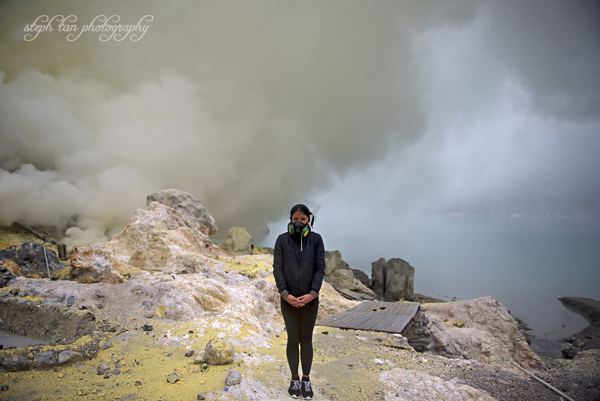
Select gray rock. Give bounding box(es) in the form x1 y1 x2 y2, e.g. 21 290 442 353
562 344 578 359
323 250 376 300
97 364 110 375
352 268 371 287
193 352 206 364
205 339 235 365
218 227 252 255
324 250 343 275
371 257 415 301
100 341 113 350
2 356 30 372
0 242 65 278
35 351 58 367
66 295 75 307
325 268 376 300
223 370 242 386
147 189 218 237
167 372 179 384
111 369 121 375
58 350 83 364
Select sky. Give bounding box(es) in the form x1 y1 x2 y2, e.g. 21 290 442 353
0 0 599 249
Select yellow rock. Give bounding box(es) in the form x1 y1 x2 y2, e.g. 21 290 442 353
205 338 235 365
1 259 22 275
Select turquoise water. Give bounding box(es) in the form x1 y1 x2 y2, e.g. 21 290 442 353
261 215 600 358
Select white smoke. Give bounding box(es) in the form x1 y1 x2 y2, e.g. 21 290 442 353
0 0 599 246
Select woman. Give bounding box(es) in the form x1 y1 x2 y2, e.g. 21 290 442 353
273 204 325 399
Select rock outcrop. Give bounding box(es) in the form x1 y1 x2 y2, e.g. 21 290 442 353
147 189 218 237
0 242 65 279
70 191 233 283
218 227 253 255
323 250 376 300
371 257 415 301
425 296 543 371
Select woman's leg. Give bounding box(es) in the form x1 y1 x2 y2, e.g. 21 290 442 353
280 298 301 378
299 297 319 376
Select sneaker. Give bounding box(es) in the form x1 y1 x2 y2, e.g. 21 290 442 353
288 380 301 398
301 380 313 399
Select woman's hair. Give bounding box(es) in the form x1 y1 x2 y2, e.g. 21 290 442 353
290 204 314 225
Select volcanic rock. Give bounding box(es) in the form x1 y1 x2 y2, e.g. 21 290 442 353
426 296 543 371
0 242 65 278
371 257 415 301
224 370 242 385
325 269 376 300
323 250 375 300
218 227 252 255
205 339 235 365
70 192 233 283
147 189 218 237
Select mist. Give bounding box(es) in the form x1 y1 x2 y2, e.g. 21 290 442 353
0 0 599 248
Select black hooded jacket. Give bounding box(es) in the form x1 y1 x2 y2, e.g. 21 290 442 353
273 230 325 299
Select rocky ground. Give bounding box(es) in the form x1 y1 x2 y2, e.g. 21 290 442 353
1 191 598 401
1 256 596 401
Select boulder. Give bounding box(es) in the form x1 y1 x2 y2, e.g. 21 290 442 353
324 269 376 301
371 258 414 301
70 260 125 285
2 357 30 372
205 339 235 365
34 351 58 367
224 370 242 386
57 350 83 364
147 189 218 237
0 242 65 278
425 296 543 371
352 269 371 288
323 250 375 300
70 194 234 283
324 250 343 275
218 227 252 255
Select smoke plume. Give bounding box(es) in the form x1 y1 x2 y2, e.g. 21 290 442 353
1 0 599 246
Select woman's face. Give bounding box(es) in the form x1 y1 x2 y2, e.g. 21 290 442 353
291 210 309 224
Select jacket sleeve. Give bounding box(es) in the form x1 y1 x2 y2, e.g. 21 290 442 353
310 234 326 297
272 236 289 299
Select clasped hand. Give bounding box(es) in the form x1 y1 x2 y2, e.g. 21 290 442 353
285 294 314 308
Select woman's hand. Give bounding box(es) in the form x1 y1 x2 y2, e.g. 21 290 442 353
285 294 310 308
285 295 302 308
296 294 314 305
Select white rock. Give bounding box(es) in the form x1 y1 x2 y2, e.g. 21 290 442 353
58 350 83 365
426 296 543 371
70 196 233 283
379 368 495 400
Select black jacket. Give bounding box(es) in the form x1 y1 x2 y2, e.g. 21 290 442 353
272 231 325 299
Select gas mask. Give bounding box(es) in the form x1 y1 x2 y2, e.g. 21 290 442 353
288 220 310 238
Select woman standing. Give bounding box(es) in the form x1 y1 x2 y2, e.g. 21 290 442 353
273 204 325 399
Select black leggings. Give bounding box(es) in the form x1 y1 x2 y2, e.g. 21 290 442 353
280 297 320 377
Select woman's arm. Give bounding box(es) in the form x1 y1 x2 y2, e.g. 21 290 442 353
272 235 289 299
309 234 326 298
